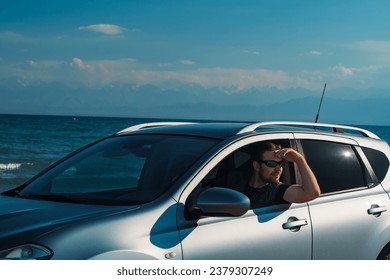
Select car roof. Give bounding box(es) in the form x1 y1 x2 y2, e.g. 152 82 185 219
116 121 382 141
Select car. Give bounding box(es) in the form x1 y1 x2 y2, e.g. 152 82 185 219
1 121 390 260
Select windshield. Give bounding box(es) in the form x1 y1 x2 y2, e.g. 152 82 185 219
18 135 217 205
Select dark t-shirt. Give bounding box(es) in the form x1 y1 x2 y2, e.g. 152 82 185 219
244 182 290 208
218 169 290 208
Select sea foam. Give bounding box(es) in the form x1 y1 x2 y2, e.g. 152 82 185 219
0 163 22 171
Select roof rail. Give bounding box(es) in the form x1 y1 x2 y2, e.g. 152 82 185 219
116 122 195 134
237 121 381 139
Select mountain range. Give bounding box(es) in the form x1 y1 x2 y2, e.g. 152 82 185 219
1 79 389 125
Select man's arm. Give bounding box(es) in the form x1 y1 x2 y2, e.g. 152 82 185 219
275 148 321 203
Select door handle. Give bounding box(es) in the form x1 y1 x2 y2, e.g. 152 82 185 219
282 217 308 232
367 204 387 217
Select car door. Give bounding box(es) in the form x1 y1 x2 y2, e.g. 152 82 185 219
176 134 312 259
177 203 311 259
296 135 390 259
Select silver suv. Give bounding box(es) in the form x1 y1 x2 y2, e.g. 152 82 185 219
1 121 390 260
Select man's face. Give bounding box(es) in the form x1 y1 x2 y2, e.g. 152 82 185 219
258 150 283 184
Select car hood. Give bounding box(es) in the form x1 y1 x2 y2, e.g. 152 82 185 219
0 195 139 243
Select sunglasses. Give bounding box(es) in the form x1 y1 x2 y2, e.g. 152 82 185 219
259 160 283 168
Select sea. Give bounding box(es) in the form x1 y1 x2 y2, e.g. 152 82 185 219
1 113 390 193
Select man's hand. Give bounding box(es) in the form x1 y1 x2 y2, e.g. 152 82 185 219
274 148 303 163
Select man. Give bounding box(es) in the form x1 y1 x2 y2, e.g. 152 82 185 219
246 142 320 208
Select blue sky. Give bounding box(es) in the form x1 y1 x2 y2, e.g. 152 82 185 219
1 1 390 123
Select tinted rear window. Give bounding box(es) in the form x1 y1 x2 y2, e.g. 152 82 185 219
362 146 389 182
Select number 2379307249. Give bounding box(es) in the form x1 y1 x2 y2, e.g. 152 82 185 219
209 266 273 276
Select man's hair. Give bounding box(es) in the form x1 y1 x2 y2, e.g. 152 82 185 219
251 141 282 162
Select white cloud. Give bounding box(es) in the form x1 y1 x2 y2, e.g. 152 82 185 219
6 58 308 90
331 64 354 76
72 57 86 69
0 31 30 43
243 50 261 56
354 40 390 53
349 40 390 65
82 63 305 90
8 57 390 91
309 50 321 56
178 60 196 65
27 60 37 66
330 63 382 78
78 24 128 35
178 68 296 90
0 31 22 38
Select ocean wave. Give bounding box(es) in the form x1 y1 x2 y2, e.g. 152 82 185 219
0 163 33 171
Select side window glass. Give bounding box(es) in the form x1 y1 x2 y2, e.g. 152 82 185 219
192 139 292 207
301 140 368 194
198 140 291 192
361 147 389 183
198 149 253 191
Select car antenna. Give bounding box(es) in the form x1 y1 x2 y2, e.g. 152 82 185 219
314 83 327 124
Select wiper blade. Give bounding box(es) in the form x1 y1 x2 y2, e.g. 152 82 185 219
22 193 84 203
17 192 143 206
1 185 27 197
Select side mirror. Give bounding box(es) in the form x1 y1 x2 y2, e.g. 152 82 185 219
194 187 250 217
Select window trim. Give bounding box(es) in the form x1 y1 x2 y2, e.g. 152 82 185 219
316 186 369 197
354 146 379 187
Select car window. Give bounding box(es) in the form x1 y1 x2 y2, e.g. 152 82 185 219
51 150 146 193
20 135 217 205
361 146 389 183
193 139 293 206
301 139 371 194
